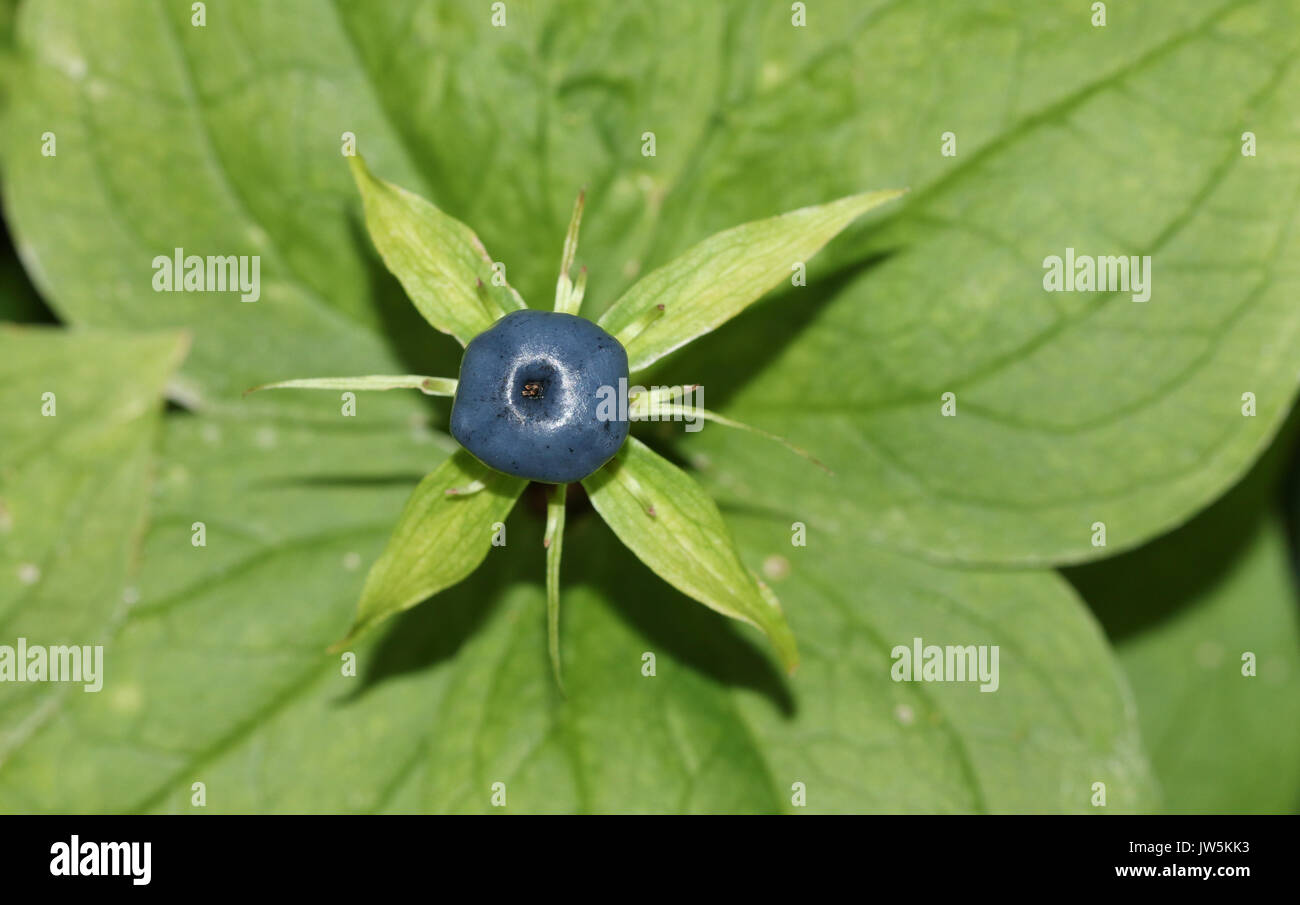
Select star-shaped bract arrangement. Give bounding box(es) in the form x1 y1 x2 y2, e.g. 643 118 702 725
249 155 902 686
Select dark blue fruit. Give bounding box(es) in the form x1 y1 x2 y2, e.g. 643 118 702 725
450 310 630 483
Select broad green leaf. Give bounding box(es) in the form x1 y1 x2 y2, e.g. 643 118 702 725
349 154 525 343
341 450 527 646
721 510 1156 814
0 410 456 811
0 0 1278 815
0 0 14 47
584 437 798 672
1095 518 1300 814
0 0 451 423
598 190 903 372
0 419 1155 812
1069 442 1300 814
636 0 1300 564
9 0 1298 561
0 326 186 758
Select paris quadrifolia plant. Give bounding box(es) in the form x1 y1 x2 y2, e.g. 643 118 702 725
248 154 902 687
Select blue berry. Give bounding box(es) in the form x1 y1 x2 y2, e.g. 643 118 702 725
450 310 630 483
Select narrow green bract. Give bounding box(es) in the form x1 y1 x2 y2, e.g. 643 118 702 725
545 483 567 689
349 155 525 345
336 451 527 648
599 189 904 373
246 374 457 396
583 437 799 672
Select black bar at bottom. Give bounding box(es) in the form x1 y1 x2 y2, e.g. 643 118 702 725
0 815 1287 891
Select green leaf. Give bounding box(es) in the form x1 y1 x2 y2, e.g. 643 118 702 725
0 1 457 422
1069 441 1300 813
339 450 527 647
0 421 1155 812
583 437 798 672
645 0 1300 564
349 154 526 343
246 374 456 397
0 0 1276 815
599 190 904 372
722 510 1156 814
0 326 186 754
0 409 455 811
11 0 1298 561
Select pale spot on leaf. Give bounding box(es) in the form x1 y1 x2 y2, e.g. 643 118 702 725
762 554 791 581
110 683 143 715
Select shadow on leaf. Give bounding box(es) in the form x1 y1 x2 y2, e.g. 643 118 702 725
342 499 795 716
641 249 897 413
1068 406 1300 641
567 516 796 716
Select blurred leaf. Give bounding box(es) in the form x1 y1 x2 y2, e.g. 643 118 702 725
583 437 798 672
0 326 186 761
342 450 526 646
1069 440 1300 814
0 412 1155 811
599 189 903 372
0 409 451 810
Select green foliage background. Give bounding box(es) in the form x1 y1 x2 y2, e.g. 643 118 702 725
0 0 1297 813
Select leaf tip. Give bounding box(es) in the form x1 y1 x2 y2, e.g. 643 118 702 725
345 151 372 184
